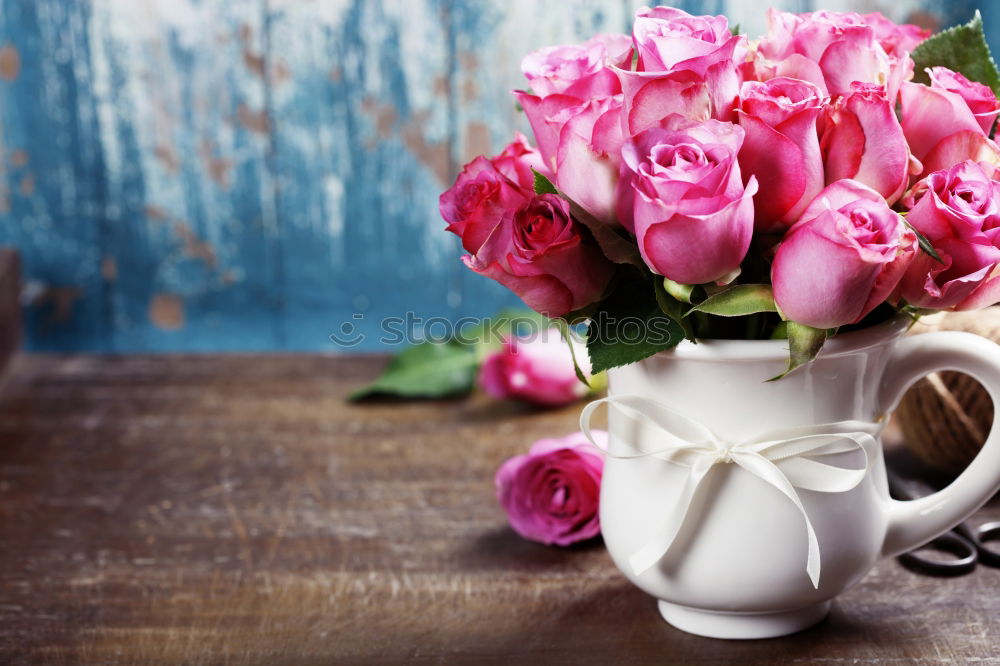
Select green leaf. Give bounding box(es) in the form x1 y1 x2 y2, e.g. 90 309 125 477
662 278 695 304
911 11 1000 97
730 23 740 36
532 168 558 195
901 218 945 264
686 284 778 318
653 278 696 341
556 319 591 388
767 322 828 382
586 283 685 374
349 341 479 400
531 170 646 269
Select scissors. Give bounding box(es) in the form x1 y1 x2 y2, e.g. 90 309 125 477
887 469 1000 576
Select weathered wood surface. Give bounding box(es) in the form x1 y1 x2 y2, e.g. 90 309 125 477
0 248 19 373
0 0 975 352
1 354 999 664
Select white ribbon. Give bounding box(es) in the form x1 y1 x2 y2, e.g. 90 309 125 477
580 395 882 589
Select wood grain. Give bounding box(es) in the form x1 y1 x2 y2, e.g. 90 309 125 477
1 355 998 664
0 248 19 373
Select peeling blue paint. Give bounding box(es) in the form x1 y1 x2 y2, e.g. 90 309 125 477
0 0 985 351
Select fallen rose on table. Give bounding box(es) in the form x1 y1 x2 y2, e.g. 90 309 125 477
495 430 608 546
349 309 605 407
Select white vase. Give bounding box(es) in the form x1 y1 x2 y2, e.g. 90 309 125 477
592 318 1000 639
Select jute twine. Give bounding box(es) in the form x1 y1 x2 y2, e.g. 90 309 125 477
895 309 1000 474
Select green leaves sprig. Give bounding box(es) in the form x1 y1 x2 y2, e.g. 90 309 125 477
911 11 1000 96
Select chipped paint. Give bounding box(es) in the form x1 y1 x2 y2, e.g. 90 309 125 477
18 173 33 196
149 293 185 330
237 103 270 134
0 44 19 81
101 257 118 282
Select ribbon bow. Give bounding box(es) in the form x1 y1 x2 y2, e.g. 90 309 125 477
580 395 882 588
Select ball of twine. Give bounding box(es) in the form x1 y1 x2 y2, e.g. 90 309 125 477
895 309 1000 474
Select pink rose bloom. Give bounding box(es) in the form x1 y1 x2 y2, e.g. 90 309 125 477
737 77 826 231
617 7 745 134
862 12 929 57
495 430 607 546
440 135 540 255
463 193 615 317
515 93 625 224
928 67 1000 135
900 80 1000 177
820 83 911 205
758 10 911 104
772 180 917 328
516 36 630 225
898 161 1000 310
620 119 757 284
521 33 632 100
479 328 591 407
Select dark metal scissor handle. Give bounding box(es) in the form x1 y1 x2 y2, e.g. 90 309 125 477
970 521 1000 568
897 531 978 577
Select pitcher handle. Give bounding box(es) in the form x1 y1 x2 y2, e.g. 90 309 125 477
880 330 1000 558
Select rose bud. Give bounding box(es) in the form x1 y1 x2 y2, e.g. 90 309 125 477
900 80 1000 177
520 33 632 100
462 194 615 317
440 135 542 254
515 33 630 170
928 67 1000 135
495 430 607 546
897 160 1000 310
620 119 757 285
772 179 917 328
737 77 826 231
820 83 911 205
479 327 594 407
757 10 908 104
516 94 626 225
617 6 745 132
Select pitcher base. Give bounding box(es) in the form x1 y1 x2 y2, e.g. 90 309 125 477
657 599 832 639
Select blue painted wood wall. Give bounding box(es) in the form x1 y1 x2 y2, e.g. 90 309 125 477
0 0 987 351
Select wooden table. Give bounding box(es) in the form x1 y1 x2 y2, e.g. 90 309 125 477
1 355 999 665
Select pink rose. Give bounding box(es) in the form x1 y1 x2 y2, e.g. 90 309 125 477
632 6 742 74
820 83 911 205
898 161 1000 310
758 10 909 104
521 33 632 99
479 328 591 407
463 193 615 317
737 77 826 230
616 7 745 134
515 35 630 224
900 80 1000 177
928 67 1000 135
772 179 917 328
862 12 929 57
440 136 539 254
516 93 625 224
495 430 607 546
620 119 757 284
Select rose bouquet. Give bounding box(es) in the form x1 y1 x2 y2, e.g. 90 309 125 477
440 7 1000 379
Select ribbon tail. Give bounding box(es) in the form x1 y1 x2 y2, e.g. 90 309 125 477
731 451 823 589
628 456 715 576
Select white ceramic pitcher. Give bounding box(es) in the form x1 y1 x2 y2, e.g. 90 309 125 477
589 318 1000 639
